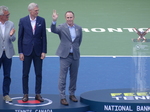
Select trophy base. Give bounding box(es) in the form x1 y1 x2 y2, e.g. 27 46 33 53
132 38 150 42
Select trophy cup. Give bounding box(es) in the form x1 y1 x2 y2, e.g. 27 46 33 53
133 28 150 42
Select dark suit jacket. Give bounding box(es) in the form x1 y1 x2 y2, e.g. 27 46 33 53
51 23 82 59
18 15 47 56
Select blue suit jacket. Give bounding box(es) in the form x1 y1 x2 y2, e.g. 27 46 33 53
18 15 47 56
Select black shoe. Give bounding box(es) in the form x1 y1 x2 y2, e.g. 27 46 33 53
35 94 44 102
60 99 69 106
22 94 28 102
69 95 78 102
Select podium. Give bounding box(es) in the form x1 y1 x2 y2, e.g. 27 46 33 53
0 94 89 112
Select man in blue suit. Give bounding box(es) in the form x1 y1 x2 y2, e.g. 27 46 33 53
18 3 47 102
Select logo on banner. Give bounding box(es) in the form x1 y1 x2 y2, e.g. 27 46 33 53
111 92 150 101
7 97 52 107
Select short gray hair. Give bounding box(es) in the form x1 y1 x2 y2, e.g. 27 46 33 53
0 6 8 15
28 3 38 10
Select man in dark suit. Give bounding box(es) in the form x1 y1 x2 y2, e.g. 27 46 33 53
18 3 47 102
51 10 82 105
0 6 16 102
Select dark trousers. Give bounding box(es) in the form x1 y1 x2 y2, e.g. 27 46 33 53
22 50 43 94
0 51 12 96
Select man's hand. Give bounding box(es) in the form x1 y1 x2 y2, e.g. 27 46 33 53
41 53 46 59
10 28 15 36
19 53 24 61
52 10 58 21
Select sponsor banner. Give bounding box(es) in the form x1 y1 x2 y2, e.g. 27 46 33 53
111 92 150 101
15 109 52 112
104 104 150 111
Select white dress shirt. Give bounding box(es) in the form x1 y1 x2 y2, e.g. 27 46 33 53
29 16 36 34
68 25 76 53
0 22 6 38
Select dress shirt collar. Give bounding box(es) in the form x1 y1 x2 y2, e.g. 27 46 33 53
0 21 7 25
67 24 75 28
29 15 36 21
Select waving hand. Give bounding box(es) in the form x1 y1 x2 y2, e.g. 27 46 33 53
52 10 58 21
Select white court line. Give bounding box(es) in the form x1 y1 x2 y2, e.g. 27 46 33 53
13 55 150 57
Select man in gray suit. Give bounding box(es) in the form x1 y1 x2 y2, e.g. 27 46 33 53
51 10 82 106
0 6 16 101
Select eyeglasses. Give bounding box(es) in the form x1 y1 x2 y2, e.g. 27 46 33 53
3 14 10 17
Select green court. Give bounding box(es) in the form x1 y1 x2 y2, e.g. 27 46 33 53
1 0 150 56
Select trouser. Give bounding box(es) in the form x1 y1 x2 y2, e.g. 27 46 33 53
0 51 12 96
59 54 79 99
22 50 43 94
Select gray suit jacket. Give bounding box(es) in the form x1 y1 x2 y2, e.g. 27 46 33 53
51 23 82 59
0 21 16 59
